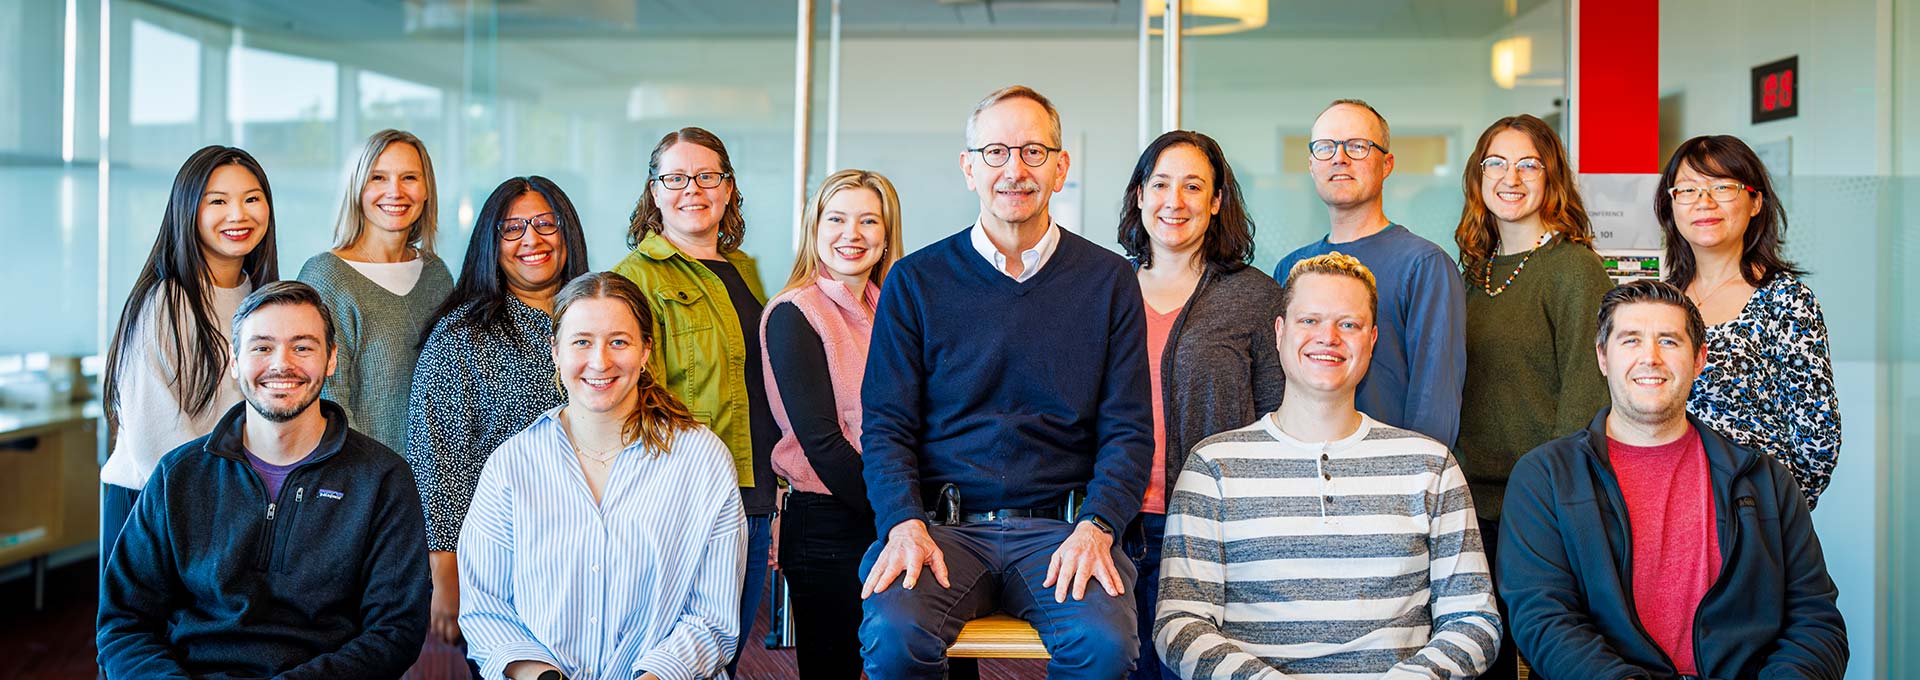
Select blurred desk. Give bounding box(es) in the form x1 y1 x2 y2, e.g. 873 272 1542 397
0 402 101 610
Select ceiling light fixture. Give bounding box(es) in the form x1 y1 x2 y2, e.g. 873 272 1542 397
1148 0 1267 36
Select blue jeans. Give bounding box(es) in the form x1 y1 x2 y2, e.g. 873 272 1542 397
859 518 1138 680
1122 512 1178 680
729 512 773 677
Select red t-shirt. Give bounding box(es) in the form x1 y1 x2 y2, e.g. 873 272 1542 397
1140 303 1181 514
1607 426 1722 675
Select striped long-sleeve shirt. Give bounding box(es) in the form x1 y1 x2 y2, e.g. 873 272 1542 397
458 407 747 680
1154 413 1499 680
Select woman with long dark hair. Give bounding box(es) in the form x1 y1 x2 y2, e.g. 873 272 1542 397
460 272 745 680
101 145 279 564
297 129 454 456
1115 130 1285 680
611 126 776 676
760 169 904 678
406 176 590 651
1656 134 1838 508
1451 114 1612 680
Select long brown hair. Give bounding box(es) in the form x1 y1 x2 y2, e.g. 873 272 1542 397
1453 114 1593 275
1653 134 1803 288
1116 130 1256 271
780 169 905 297
626 127 746 252
551 272 700 455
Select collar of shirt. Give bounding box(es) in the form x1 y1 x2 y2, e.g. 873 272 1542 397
969 220 1060 283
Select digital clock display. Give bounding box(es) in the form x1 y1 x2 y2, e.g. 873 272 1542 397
1752 56 1798 124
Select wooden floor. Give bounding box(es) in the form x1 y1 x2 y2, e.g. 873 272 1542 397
0 561 1045 680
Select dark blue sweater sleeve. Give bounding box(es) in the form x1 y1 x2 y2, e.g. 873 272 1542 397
861 269 931 535
1760 461 1849 678
1401 248 1466 448
97 463 194 679
1497 454 1648 680
1077 271 1155 531
276 462 431 679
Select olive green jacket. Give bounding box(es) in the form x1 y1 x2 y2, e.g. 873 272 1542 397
611 231 766 487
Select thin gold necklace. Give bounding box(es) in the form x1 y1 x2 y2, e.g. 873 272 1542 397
561 408 624 467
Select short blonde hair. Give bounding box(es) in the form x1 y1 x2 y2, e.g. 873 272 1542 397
1317 98 1391 150
966 85 1062 148
1281 251 1378 321
331 129 438 254
780 169 905 297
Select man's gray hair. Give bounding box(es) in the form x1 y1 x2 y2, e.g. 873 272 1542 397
965 85 1063 148
1317 98 1391 149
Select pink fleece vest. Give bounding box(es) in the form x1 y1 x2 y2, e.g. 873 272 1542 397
759 277 877 495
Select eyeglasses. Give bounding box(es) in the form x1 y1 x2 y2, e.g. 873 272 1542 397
967 143 1061 168
1668 182 1755 205
1481 157 1546 180
652 172 731 190
1308 138 1388 161
499 212 560 241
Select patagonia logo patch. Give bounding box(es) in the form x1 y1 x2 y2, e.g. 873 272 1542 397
318 489 345 501
1737 496 1757 508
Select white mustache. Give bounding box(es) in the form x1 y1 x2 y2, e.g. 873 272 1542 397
993 178 1042 193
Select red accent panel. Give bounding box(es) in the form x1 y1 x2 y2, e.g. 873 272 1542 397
1578 0 1659 173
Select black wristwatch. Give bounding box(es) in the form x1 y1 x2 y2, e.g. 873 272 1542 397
1080 514 1115 535
538 670 567 680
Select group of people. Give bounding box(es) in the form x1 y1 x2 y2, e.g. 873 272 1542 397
91 84 1846 680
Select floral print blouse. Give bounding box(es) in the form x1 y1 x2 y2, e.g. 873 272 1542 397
1688 273 1840 508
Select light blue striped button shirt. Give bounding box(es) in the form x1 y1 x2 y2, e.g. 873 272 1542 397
459 406 747 680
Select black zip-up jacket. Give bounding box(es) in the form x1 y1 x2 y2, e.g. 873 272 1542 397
98 400 430 679
1498 409 1847 680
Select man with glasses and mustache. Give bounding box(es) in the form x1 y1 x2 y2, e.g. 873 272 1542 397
1272 99 1467 449
1498 281 1847 679
858 85 1154 679
99 281 429 679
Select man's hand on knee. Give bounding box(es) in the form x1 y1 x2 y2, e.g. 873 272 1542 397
861 519 952 598
1044 521 1123 603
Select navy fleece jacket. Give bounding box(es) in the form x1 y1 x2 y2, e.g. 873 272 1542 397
1498 410 1847 680
98 400 430 679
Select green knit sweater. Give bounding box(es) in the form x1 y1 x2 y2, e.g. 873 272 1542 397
1456 236 1612 520
296 251 454 456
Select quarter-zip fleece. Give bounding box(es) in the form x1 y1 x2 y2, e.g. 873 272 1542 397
98 400 430 680
1497 409 1848 680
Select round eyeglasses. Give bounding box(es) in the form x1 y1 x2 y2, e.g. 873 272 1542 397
1481 157 1546 180
499 212 560 241
967 142 1061 168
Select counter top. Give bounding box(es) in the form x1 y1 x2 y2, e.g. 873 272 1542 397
0 402 101 440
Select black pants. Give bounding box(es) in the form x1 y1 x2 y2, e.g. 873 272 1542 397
780 491 876 679
1480 517 1518 680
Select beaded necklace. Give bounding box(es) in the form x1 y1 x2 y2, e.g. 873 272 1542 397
1481 231 1555 297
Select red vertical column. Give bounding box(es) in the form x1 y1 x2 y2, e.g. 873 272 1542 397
1577 0 1659 173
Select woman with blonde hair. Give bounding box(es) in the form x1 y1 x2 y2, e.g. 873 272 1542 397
461 271 745 680
759 169 904 678
297 129 453 456
1451 113 1612 680
611 126 775 676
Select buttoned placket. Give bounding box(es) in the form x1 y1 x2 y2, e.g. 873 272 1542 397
1317 441 1335 525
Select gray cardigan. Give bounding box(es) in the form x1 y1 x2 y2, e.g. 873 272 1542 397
1152 263 1288 505
296 251 454 457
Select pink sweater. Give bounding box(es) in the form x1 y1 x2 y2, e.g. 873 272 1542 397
759 277 877 495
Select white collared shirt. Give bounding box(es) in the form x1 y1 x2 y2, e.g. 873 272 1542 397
969 221 1061 283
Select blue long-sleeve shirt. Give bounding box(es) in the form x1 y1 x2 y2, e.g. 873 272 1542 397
1273 224 1467 448
861 227 1154 536
458 408 746 680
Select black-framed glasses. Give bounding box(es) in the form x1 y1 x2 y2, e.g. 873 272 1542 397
1308 138 1388 161
652 172 731 190
1668 182 1755 205
1481 156 1546 180
967 142 1061 168
499 212 560 241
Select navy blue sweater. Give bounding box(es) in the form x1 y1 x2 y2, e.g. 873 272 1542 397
98 400 430 679
1498 410 1847 680
861 227 1154 535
